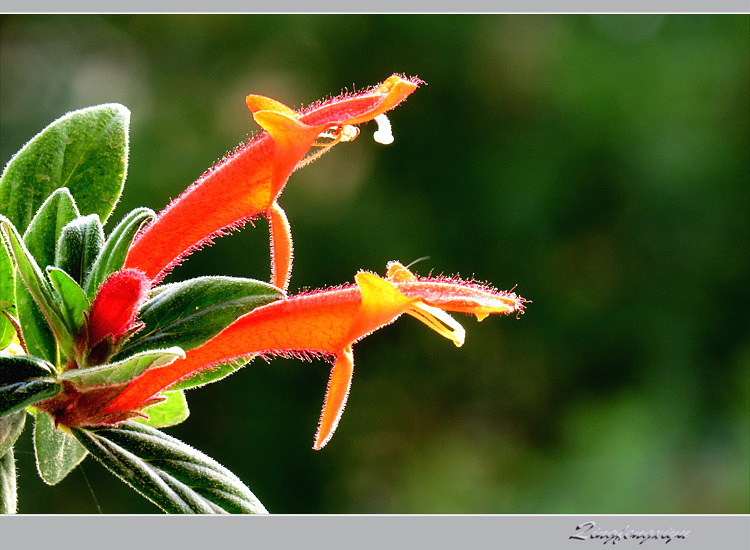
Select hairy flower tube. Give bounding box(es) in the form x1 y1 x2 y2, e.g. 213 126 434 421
104 262 526 449
124 74 421 291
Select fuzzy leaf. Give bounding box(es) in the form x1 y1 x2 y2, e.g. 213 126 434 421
0 238 13 311
47 267 89 337
83 207 154 299
0 354 60 418
116 277 282 360
0 445 17 514
61 347 185 387
1 218 72 360
5 190 79 364
20 188 79 271
0 315 14 351
72 422 267 514
0 104 130 234
0 354 55 384
0 378 62 418
135 390 189 428
33 411 88 485
0 411 26 460
55 214 104 285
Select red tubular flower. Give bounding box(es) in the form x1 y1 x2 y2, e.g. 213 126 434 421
123 75 422 290
104 262 526 449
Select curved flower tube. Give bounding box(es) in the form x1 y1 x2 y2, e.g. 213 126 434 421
104 262 526 449
123 75 422 291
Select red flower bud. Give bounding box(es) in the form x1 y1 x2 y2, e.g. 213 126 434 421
87 268 150 346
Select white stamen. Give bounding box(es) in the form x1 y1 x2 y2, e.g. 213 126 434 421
373 114 394 145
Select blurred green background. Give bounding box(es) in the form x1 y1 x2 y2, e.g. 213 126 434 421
1 14 748 514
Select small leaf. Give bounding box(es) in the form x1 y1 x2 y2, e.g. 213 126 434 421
1 218 73 360
0 238 14 311
61 347 185 387
116 276 283 360
72 422 267 514
33 411 88 485
55 214 104 285
3 190 78 364
170 358 250 392
0 315 14 351
21 188 80 271
0 104 130 234
47 267 89 337
84 207 155 299
135 390 189 428
0 411 26 459
14 286 57 363
0 445 17 514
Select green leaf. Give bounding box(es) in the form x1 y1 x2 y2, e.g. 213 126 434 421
0 445 17 514
60 347 185 387
6 189 79 364
33 411 88 485
0 378 62 418
21 188 80 271
84 207 155 299
54 214 104 285
14 286 56 363
0 315 14 351
72 422 267 514
170 358 250 392
116 276 283 360
135 390 189 428
0 104 130 234
47 267 89 337
0 355 60 419
0 354 55 384
1 218 73 361
0 237 14 311
0 411 26 460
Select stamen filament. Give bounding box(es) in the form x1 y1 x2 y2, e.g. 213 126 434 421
405 301 466 347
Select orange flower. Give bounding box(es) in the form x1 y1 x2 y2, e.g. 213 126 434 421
104 262 526 449
123 75 421 290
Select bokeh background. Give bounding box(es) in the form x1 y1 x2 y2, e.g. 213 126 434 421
1 14 748 514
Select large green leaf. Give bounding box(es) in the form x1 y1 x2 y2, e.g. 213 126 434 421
72 422 267 514
116 276 283 360
135 390 189 428
54 214 104 286
0 445 17 514
0 411 26 459
33 411 88 486
0 104 130 234
83 207 154 299
60 347 184 387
